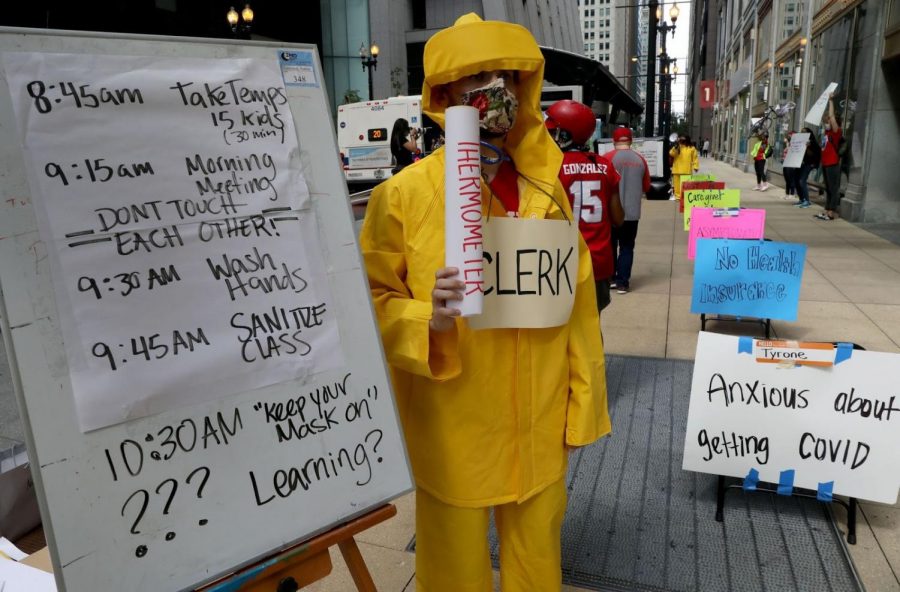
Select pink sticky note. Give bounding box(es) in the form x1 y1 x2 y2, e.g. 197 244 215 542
688 208 767 259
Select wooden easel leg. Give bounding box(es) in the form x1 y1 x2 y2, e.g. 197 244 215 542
338 537 377 592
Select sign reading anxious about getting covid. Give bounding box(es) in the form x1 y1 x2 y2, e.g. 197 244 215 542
683 332 900 504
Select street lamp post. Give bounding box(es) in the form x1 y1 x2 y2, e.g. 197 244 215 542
226 4 254 39
655 2 679 136
646 1 679 137
660 57 678 141
359 42 379 101
645 1 658 137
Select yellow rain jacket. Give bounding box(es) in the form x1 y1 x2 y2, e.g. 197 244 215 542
669 144 700 175
360 13 610 508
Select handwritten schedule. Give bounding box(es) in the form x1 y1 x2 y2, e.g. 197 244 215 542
4 53 343 431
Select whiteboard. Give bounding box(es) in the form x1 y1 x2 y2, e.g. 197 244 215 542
0 28 412 592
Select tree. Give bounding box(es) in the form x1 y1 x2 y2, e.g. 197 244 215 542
342 89 362 104
390 67 406 96
671 114 689 138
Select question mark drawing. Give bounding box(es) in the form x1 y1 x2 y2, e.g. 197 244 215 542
186 466 211 527
365 429 384 463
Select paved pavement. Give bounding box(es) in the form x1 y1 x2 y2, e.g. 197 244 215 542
311 157 900 591
1 158 897 590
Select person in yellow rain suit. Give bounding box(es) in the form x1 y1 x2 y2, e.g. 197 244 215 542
669 134 700 201
359 13 610 592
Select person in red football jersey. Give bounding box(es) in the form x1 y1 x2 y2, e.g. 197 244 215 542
545 100 624 311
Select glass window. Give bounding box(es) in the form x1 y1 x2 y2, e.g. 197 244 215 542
778 1 805 41
757 12 772 65
807 1 876 180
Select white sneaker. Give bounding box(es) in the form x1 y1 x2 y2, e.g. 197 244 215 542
761 183 770 191
752 185 761 191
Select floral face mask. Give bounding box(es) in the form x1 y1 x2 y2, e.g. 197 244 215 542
460 77 519 137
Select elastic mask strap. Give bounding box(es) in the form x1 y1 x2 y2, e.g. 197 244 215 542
479 141 508 165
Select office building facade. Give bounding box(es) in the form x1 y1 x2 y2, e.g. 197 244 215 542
705 0 900 223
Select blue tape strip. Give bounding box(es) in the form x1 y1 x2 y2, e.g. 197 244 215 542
834 342 854 365
777 469 795 496
817 481 834 502
743 468 760 491
207 564 266 592
738 336 753 354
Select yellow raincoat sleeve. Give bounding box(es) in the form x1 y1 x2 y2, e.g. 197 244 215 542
360 181 462 381
691 147 700 171
564 232 611 447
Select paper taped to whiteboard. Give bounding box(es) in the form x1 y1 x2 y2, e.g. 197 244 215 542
3 52 344 431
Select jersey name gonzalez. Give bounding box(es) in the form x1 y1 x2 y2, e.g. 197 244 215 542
562 161 608 176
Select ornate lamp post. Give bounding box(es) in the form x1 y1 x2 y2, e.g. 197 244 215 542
226 4 254 39
359 42 379 101
646 1 679 137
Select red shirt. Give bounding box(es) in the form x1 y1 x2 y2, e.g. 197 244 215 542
821 129 842 167
558 150 620 280
487 160 520 215
754 140 768 161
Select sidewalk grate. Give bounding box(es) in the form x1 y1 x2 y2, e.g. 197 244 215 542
406 355 862 591
525 354 861 592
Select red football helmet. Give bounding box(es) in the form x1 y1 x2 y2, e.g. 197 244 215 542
545 100 596 147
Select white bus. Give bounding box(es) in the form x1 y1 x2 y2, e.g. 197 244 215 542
337 96 432 187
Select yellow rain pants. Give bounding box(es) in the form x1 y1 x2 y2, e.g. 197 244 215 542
415 478 567 592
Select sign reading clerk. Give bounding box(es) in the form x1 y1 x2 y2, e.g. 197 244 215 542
4 53 344 432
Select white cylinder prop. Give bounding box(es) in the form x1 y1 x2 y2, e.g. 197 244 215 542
444 105 484 316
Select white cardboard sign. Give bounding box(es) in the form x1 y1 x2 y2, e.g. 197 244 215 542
683 332 900 504
3 53 344 432
804 82 838 125
782 132 810 168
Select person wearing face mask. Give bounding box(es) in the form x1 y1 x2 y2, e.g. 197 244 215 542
545 99 623 308
359 13 609 592
814 94 843 220
669 135 700 202
794 127 821 209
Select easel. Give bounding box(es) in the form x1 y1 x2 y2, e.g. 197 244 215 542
198 504 397 592
700 313 772 338
712 341 866 546
714 476 858 544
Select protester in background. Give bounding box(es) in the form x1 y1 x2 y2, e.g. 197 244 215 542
750 131 771 191
607 127 651 295
815 94 843 220
702 137 711 157
794 127 821 209
360 14 610 591
389 117 419 174
669 135 700 202
781 130 798 200
546 100 623 310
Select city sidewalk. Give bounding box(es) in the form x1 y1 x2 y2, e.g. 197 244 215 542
314 158 900 591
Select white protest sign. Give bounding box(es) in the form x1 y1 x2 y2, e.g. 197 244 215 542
444 105 484 316
3 53 343 431
467 217 578 330
783 132 810 168
804 82 838 125
598 137 663 177
683 332 900 504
